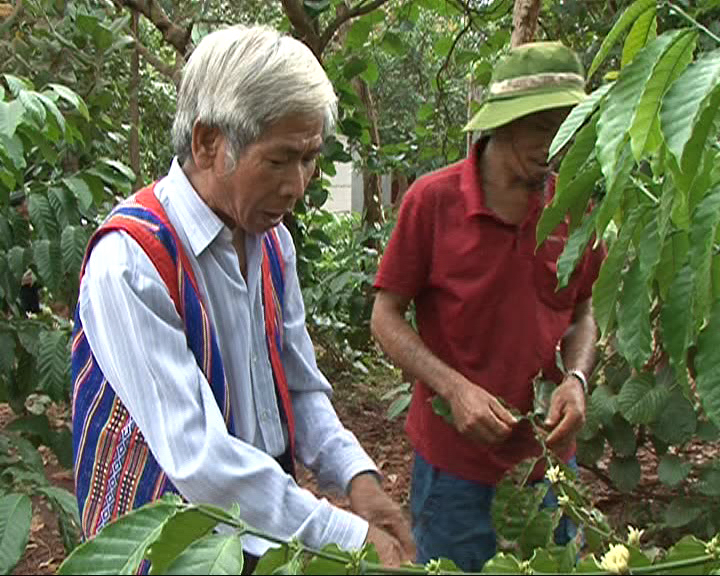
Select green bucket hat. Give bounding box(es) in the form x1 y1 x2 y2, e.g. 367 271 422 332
465 42 586 132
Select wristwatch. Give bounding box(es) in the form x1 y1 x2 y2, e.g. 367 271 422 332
567 369 588 394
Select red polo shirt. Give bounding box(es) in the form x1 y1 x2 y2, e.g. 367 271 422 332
374 141 604 484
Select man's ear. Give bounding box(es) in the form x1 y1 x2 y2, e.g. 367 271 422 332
191 122 223 170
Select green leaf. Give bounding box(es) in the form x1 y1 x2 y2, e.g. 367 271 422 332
699 465 720 496
33 239 63 296
653 390 697 445
608 455 641 493
621 7 656 68
253 543 289 575
663 535 713 574
147 508 218 575
657 454 692 487
304 543 354 574
638 214 664 280
3 75 31 96
587 0 657 80
360 59 379 85
590 384 617 426
556 208 597 289
616 259 652 370
0 100 24 138
35 91 66 135
605 414 636 457
689 187 720 328
18 91 46 125
37 330 69 401
628 29 696 161
0 330 14 376
431 396 453 424
101 159 136 184
58 499 182 575
386 393 411 420
660 262 693 386
48 83 90 121
595 141 634 242
549 83 612 160
482 552 522 573
0 493 32 574
342 57 367 79
38 486 80 532
63 176 94 213
616 373 670 425
27 193 59 239
519 509 556 559
538 116 599 245
696 300 720 429
664 498 703 528
61 226 87 283
165 533 244 575
596 31 685 185
662 47 720 172
381 32 404 56
592 205 645 336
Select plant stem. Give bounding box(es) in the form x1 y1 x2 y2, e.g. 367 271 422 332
666 1 720 44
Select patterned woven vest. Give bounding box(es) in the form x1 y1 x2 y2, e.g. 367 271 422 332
71 184 295 539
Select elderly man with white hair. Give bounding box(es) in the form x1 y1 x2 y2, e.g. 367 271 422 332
71 24 414 572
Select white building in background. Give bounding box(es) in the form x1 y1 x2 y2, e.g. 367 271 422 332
321 138 392 214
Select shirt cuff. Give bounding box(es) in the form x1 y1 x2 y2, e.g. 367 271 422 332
337 453 380 494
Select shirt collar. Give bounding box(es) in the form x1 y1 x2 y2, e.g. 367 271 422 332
460 138 551 222
163 158 226 257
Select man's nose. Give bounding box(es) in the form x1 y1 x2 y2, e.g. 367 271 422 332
283 162 308 200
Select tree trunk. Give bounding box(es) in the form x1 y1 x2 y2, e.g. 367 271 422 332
129 10 141 190
511 0 542 47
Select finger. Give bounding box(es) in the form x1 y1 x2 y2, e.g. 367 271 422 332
490 399 518 426
544 395 565 428
545 410 582 447
388 518 416 558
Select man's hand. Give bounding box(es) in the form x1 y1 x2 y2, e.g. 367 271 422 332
447 379 517 444
544 376 586 453
349 473 415 564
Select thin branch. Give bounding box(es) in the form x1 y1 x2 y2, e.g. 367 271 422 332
280 0 322 56
128 26 176 80
113 0 192 55
318 0 391 54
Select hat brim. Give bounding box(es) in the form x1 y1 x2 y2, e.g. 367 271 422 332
464 88 586 132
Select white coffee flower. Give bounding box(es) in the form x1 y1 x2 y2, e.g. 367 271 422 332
599 543 630 574
545 465 565 484
627 525 644 547
557 494 570 508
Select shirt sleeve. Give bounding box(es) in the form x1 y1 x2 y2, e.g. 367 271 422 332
374 182 434 298
275 226 379 494
79 231 369 556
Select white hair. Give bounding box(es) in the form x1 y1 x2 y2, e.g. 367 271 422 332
172 25 337 165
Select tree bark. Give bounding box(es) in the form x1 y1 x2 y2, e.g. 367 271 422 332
129 10 141 190
353 77 384 231
511 0 542 47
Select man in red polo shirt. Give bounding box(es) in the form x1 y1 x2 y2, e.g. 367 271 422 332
371 42 604 571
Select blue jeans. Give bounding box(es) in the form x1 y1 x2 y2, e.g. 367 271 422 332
410 452 578 572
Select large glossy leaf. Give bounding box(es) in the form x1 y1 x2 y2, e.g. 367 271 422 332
596 31 684 184
689 187 720 328
658 454 692 487
164 533 244 575
653 390 697 445
58 498 182 575
556 208 597 289
608 456 641 493
662 535 715 574
664 499 703 528
538 118 599 246
616 373 670 425
0 329 14 376
605 414 636 457
616 259 652 370
695 300 720 429
63 176 94 213
587 0 657 80
482 552 522 574
37 330 70 402
0 100 24 139
27 193 59 240
592 205 646 336
0 493 32 575
590 384 617 426
637 214 664 281
33 239 63 296
628 30 696 160
621 6 656 67
548 83 612 160
147 508 218 575
595 142 634 242
61 225 87 283
661 47 720 173
661 263 694 384
48 83 90 120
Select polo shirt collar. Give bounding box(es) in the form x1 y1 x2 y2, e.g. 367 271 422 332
460 138 547 222
165 158 226 257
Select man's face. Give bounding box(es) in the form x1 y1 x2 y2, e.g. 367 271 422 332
496 108 570 185
210 114 324 234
